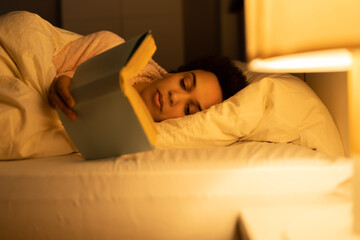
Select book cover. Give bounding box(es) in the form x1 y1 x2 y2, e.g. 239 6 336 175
57 31 157 160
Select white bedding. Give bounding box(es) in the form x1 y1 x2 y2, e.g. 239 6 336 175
0 142 352 240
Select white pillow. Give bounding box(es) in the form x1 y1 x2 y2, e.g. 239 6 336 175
155 61 344 157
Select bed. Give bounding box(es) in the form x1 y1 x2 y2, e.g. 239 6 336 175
0 142 352 239
0 11 353 239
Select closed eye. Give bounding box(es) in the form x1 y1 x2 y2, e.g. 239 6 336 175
180 73 196 92
185 103 190 115
180 78 186 90
184 102 201 115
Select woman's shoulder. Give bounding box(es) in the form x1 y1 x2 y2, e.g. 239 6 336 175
91 30 125 44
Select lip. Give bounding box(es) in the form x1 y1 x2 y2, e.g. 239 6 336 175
154 90 163 111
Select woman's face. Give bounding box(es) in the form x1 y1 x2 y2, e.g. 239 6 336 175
140 70 222 122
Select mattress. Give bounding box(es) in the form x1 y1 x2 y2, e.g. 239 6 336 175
0 142 352 240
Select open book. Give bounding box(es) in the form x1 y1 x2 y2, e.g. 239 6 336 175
57 31 157 160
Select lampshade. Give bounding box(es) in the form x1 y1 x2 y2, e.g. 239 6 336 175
245 0 360 72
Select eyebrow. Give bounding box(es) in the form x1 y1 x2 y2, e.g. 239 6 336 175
190 72 202 111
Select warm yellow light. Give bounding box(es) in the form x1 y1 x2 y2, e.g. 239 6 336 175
245 0 360 61
348 49 360 157
249 49 353 73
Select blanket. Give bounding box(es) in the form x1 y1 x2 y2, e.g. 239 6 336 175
0 11 81 159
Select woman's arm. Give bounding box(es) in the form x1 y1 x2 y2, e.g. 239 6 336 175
49 31 125 120
52 30 125 77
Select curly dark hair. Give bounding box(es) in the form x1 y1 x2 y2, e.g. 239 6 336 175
173 55 247 100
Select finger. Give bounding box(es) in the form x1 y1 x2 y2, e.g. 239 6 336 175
52 90 77 121
48 79 58 108
56 75 75 108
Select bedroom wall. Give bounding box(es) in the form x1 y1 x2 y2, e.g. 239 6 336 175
182 0 221 63
61 0 184 71
61 0 242 70
0 0 61 27
305 72 350 156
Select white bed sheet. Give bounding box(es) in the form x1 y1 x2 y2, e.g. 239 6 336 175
0 142 352 240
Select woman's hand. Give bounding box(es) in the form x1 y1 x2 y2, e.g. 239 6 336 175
48 75 77 121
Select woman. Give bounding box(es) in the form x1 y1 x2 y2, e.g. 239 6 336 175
48 31 247 122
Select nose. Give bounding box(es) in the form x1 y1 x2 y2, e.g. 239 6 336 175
168 90 189 106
